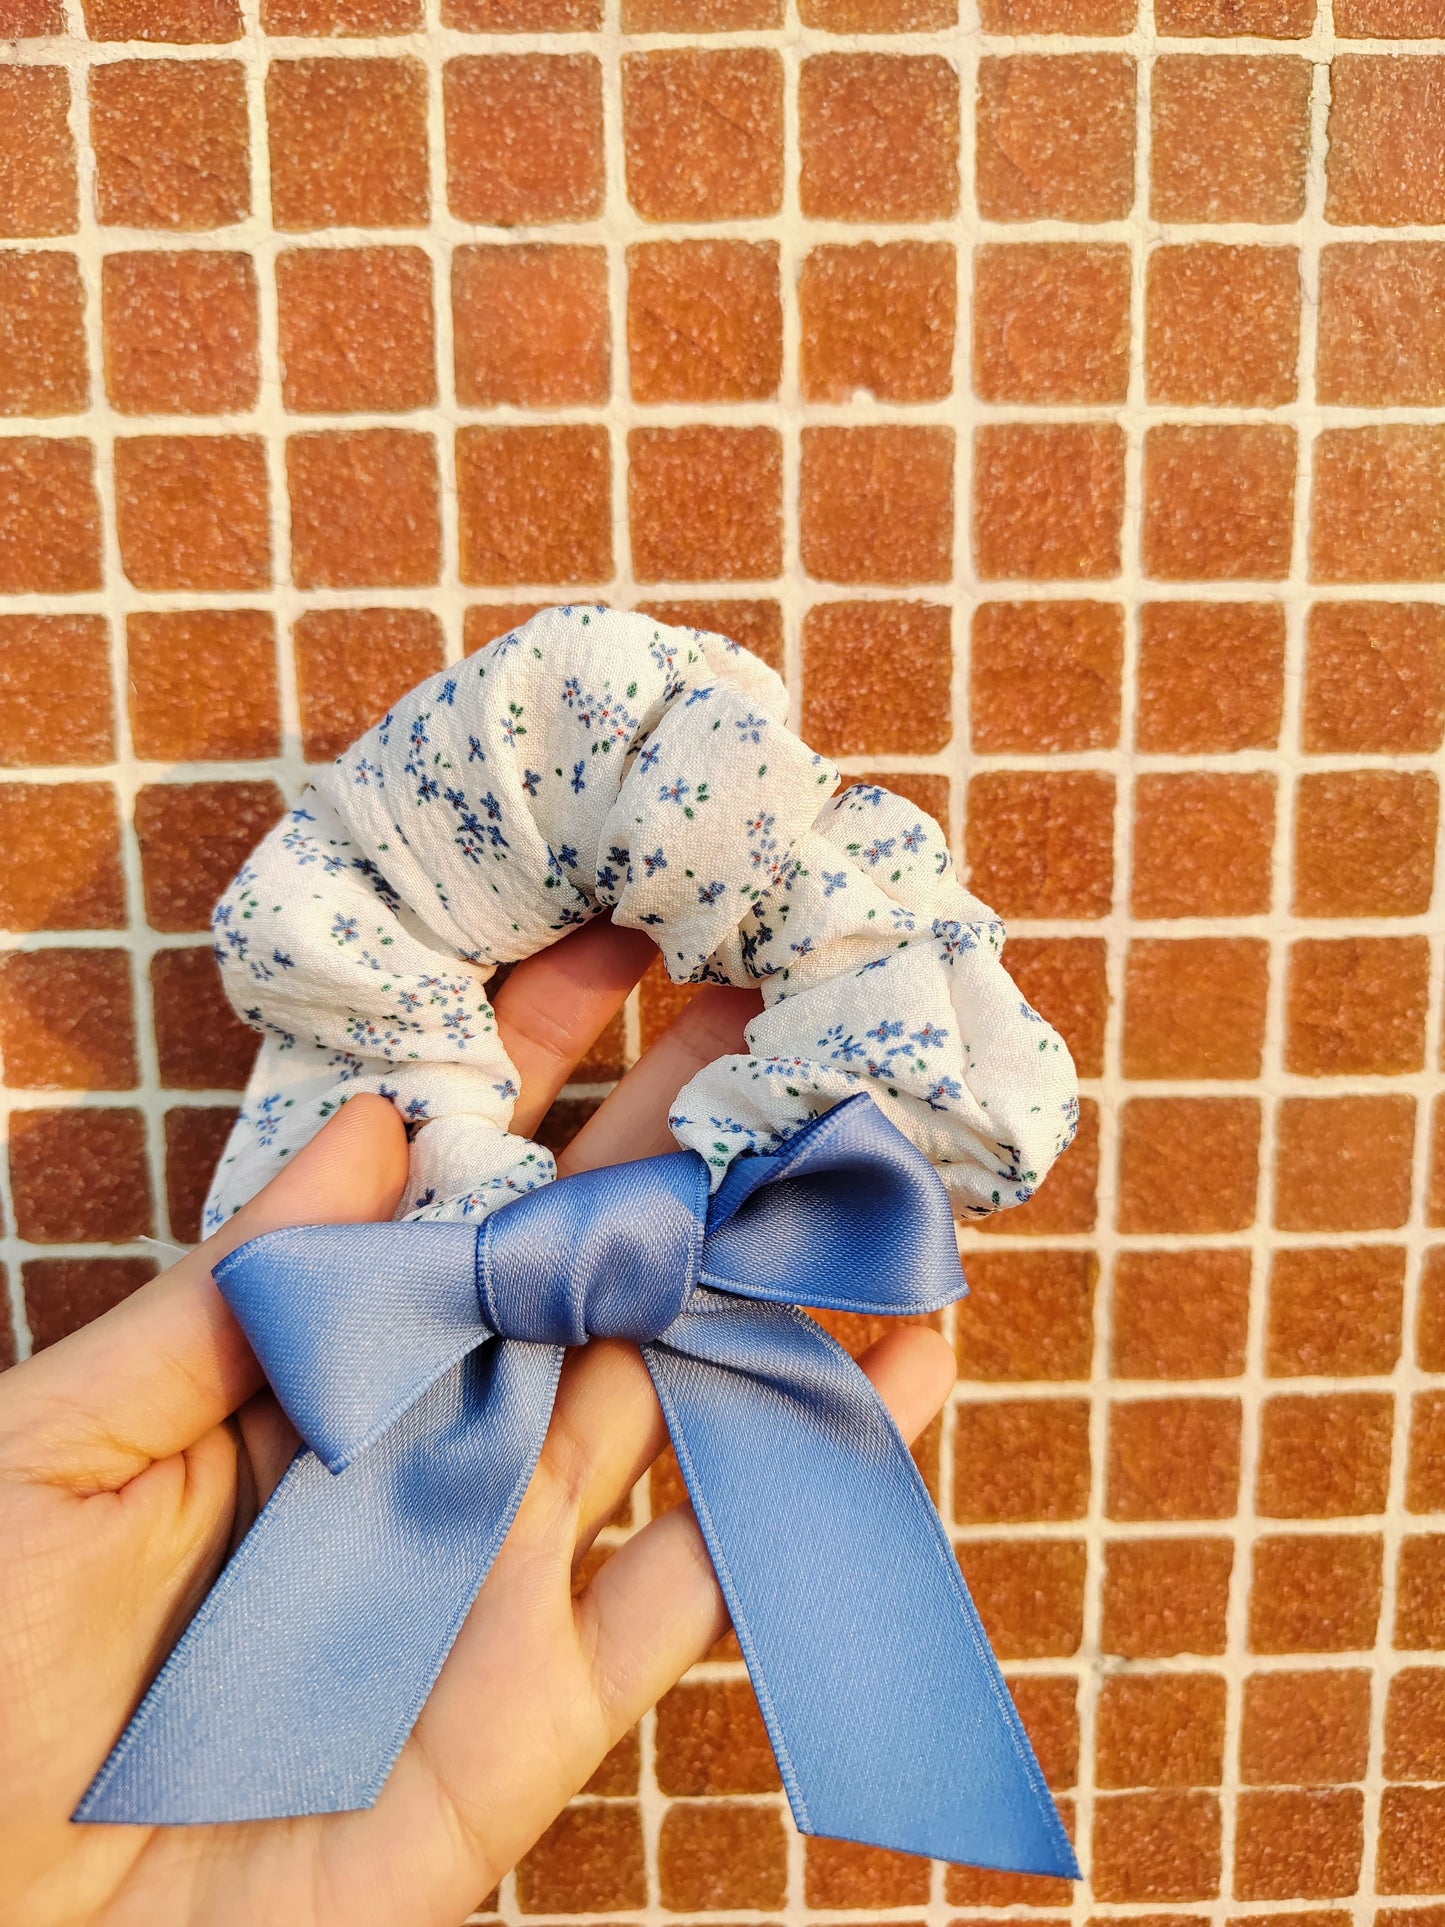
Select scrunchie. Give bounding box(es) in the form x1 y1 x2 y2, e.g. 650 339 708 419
204 605 1078 1234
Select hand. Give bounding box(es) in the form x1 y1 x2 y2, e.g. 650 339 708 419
0 921 957 1927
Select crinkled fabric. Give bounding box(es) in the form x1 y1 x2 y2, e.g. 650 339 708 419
204 605 1078 1233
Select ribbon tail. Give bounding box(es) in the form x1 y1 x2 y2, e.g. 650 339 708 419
75 1338 562 1825
646 1289 1078 1878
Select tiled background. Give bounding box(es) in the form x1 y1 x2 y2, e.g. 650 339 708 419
1 0 1443 1917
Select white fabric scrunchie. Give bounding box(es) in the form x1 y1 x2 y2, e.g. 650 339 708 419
203 605 1078 1235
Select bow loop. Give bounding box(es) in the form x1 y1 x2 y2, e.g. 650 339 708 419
480 1151 707 1346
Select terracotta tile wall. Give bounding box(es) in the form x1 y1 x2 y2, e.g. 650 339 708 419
0 0 1442 1917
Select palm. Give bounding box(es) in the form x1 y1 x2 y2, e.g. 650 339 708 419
0 923 954 1927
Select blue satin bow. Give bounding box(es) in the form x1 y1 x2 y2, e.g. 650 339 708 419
76 1093 1076 1877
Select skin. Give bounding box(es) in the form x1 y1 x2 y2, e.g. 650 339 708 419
0 919 957 1927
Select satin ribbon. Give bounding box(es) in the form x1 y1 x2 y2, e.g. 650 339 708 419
76 1093 1077 1878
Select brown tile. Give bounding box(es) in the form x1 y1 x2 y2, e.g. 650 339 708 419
973 243 1129 406
265 0 424 25
1002 939 1108 1079
956 1539 1086 1658
659 1803 787 1911
801 242 954 405
1257 1393 1394 1518
967 771 1113 920
1384 1669 1445 1779
0 69 77 239
83 0 241 33
631 427 781 584
1117 1097 1261 1234
1396 1536 1445 1649
1111 1250 1251 1381
1304 603 1445 754
1 0 63 31
801 0 954 25
801 54 958 222
1286 937 1429 1076
1249 1533 1382 1653
624 0 780 23
579 1728 639 1797
10 1106 152 1243
635 600 783 675
625 50 782 222
1009 1674 1079 1789
1151 56 1310 224
456 245 611 406
1276 1095 1416 1233
295 607 444 763
164 1105 236 1243
0 437 102 595
1102 1537 1233 1657
805 1839 931 1908
462 605 551 656
1421 1246 1445 1362
278 246 436 415
1137 602 1285 753
629 240 778 405
1091 1792 1221 1902
1380 1788 1445 1893
801 601 950 757
22 1256 156 1349
977 55 1134 222
1144 425 1296 581
152 946 259 1089
459 426 612 586
134 781 286 932
1407 1390 1445 1512
91 59 249 230
802 427 953 586
114 435 269 592
1107 1397 1241 1522
1146 247 1299 407
979 1096 1098 1237
127 611 280 763
267 57 427 230
288 429 439 590
1132 772 1275 919
1241 1669 1371 1785
946 1802 1075 1907
1266 1245 1404 1377
102 250 257 417
516 1804 646 1913
0 251 87 415
855 770 951 826
955 1249 1096 1382
447 56 604 226
971 603 1121 754
1311 427 1445 583
1337 0 1445 25
1294 771 1438 919
0 950 136 1090
1158 0 1312 28
655 1679 780 1795
973 424 1125 582
0 782 124 931
1319 244 1445 406
1096 1673 1227 1789
0 616 113 767
1326 56 1445 226
1123 938 1269 1081
1234 1790 1364 1901
953 1397 1091 1523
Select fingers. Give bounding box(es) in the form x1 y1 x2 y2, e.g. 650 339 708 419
492 918 658 1141
575 1325 957 1733
0 1094 409 1490
558 985 761 1175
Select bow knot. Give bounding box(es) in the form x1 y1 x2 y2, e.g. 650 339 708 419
479 1153 705 1346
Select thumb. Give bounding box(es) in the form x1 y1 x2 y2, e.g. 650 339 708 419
0 1094 409 1490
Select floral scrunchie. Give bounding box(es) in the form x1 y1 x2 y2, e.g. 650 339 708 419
203 605 1078 1234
